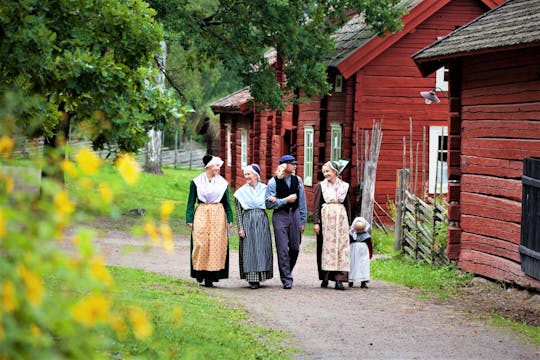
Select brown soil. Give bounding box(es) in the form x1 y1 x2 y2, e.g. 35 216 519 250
63 222 540 359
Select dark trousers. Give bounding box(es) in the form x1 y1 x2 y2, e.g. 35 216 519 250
272 209 302 285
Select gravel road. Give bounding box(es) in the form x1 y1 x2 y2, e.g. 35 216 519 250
77 230 540 360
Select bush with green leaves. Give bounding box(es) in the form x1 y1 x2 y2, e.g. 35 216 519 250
0 140 176 358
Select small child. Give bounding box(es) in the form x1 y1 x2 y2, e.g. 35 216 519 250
348 217 373 288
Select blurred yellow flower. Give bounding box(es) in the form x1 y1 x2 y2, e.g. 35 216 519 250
79 178 94 189
98 183 113 203
160 201 175 221
160 224 174 253
0 209 6 238
143 221 160 244
116 153 140 185
54 190 75 217
30 324 41 337
4 177 13 194
129 307 152 340
2 281 17 312
60 159 78 177
109 314 128 339
0 135 14 157
172 306 183 327
90 256 113 286
71 293 111 327
75 148 102 175
18 266 44 306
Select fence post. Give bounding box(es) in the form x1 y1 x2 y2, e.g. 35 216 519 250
394 168 409 251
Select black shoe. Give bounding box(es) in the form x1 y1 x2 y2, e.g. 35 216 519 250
203 280 214 288
348 282 354 288
249 282 260 289
335 281 345 290
283 284 292 289
321 280 329 288
360 281 368 289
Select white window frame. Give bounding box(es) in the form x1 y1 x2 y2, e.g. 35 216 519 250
436 66 449 92
429 126 448 194
226 124 232 166
304 126 314 186
240 128 248 169
330 123 342 161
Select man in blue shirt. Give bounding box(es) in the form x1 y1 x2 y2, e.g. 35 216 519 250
265 155 307 289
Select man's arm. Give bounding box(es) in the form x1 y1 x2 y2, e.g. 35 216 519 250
297 177 307 225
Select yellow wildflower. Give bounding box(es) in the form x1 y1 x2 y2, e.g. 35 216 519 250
160 224 174 253
5 177 13 194
30 324 41 337
18 266 44 306
0 135 14 157
75 148 102 175
160 201 175 221
98 183 113 204
129 307 152 340
90 256 113 287
2 281 17 312
115 153 140 185
71 293 111 327
0 209 6 238
109 314 128 339
60 159 78 177
143 221 160 244
54 190 75 217
79 178 94 189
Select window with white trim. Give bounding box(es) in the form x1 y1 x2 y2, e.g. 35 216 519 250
436 66 448 92
226 124 232 166
304 126 314 186
240 128 248 168
429 126 448 194
330 124 342 161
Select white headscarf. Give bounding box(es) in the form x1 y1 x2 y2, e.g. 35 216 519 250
349 216 371 240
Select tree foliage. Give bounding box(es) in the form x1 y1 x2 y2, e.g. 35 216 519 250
147 0 406 109
0 0 182 152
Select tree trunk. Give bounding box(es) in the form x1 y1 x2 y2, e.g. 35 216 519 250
360 120 383 227
143 40 167 175
143 128 163 174
42 111 70 185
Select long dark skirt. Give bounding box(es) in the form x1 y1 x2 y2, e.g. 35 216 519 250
239 209 273 282
316 233 348 282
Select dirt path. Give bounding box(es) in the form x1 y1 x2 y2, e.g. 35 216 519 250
78 230 540 359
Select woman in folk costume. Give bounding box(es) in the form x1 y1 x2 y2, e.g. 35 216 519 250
233 164 273 289
313 160 351 290
349 216 373 288
186 154 234 288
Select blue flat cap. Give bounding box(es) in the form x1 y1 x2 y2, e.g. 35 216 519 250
279 155 298 164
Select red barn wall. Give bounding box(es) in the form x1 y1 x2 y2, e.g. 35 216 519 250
455 46 540 288
353 0 491 219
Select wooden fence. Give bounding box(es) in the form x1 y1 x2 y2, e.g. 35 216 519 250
395 169 449 266
14 138 206 168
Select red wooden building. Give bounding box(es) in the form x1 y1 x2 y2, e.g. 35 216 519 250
413 0 540 289
211 0 502 216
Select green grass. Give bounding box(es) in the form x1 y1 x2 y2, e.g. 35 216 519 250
104 267 294 359
490 315 540 346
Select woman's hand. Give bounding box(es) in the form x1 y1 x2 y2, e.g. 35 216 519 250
187 223 193 228
314 224 320 234
238 229 245 238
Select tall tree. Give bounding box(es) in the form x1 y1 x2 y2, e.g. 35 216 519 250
0 0 181 163
148 0 405 110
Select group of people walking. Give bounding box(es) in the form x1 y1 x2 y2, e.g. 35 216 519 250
185 154 373 290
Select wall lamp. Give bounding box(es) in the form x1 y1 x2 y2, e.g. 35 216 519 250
420 87 447 104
